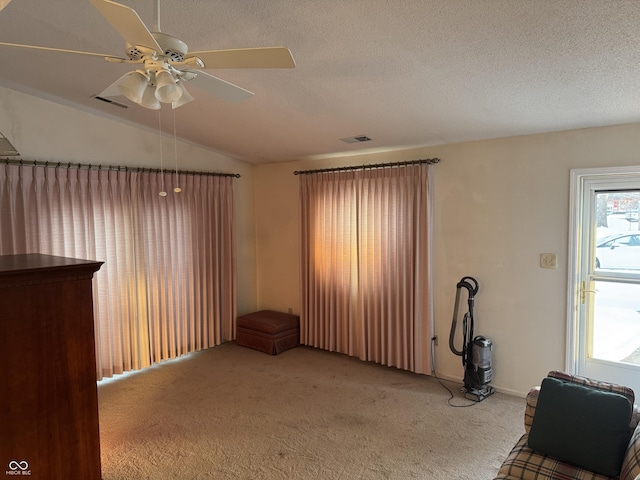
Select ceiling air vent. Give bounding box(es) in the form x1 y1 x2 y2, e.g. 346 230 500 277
0 132 20 157
340 135 372 144
92 95 128 109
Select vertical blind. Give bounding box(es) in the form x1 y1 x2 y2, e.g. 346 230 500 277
299 163 434 374
0 163 237 379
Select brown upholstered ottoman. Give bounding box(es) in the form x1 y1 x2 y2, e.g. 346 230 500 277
236 310 300 355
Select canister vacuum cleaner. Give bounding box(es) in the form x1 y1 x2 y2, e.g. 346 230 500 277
448 276 495 402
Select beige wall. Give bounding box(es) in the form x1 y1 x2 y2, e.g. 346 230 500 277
253 123 640 396
0 85 258 314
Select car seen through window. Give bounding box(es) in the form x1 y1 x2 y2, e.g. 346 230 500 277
596 233 640 270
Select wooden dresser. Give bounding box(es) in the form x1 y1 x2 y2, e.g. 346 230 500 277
0 254 103 479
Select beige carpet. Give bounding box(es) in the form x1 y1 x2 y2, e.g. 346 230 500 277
98 343 525 479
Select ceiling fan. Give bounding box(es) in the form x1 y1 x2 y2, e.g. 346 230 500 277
0 0 296 109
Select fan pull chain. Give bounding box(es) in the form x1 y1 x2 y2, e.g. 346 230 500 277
172 110 181 193
158 110 167 197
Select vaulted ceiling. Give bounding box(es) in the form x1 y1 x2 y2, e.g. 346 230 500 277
1 1 639 164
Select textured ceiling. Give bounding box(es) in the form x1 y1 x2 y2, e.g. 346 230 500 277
1 0 640 164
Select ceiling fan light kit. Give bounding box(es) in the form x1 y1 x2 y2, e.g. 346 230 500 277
107 53 195 109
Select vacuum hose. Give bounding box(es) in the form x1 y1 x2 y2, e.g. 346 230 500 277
449 276 479 359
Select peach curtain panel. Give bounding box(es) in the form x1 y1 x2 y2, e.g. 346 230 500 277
0 163 237 379
299 164 433 374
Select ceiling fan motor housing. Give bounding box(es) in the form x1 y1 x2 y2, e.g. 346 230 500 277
126 32 188 62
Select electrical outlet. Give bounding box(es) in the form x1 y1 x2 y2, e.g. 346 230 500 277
540 253 557 269
288 307 293 314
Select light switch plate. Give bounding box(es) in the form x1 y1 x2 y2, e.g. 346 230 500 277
540 253 557 269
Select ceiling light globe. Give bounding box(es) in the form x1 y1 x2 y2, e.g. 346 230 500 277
140 85 161 110
118 70 148 104
155 70 182 103
172 83 194 109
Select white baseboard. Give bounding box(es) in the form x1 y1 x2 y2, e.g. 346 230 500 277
430 371 527 398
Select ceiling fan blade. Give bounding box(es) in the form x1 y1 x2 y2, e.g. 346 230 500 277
184 70 254 103
0 41 124 60
187 47 295 69
90 0 162 53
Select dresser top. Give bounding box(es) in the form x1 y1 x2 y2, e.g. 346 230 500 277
0 254 103 276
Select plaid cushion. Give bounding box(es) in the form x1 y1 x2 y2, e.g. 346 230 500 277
495 434 614 480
